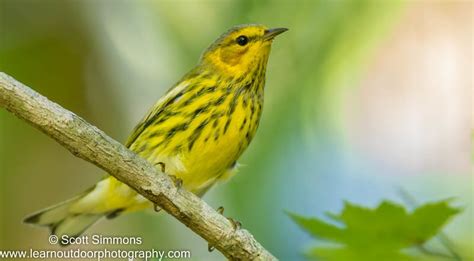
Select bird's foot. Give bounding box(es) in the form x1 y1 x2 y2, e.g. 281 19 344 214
152 162 175 211
216 206 241 230
227 217 242 230
154 204 161 213
207 206 241 252
154 162 182 190
169 175 183 190
155 162 166 173
208 244 215 252
217 206 224 215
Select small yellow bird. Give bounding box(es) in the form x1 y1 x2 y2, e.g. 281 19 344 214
25 24 287 238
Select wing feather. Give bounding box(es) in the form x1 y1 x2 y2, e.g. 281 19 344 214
125 80 190 148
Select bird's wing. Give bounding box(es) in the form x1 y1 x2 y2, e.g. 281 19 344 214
125 80 190 148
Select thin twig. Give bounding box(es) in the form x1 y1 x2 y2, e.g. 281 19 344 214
0 72 277 261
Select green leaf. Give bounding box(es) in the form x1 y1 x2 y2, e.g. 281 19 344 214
407 200 461 245
288 200 461 260
287 212 345 243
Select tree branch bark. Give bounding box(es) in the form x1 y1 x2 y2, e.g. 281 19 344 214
0 72 277 261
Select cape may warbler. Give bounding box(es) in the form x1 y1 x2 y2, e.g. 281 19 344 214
25 24 287 238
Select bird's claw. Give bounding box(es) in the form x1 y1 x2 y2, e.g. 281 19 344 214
154 204 161 213
207 244 215 252
217 206 241 231
217 206 224 215
154 162 182 190
227 217 242 230
155 162 166 173
169 175 183 190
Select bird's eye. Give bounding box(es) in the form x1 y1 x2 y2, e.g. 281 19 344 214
236 35 249 46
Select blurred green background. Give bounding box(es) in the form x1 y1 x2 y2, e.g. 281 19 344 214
0 0 472 260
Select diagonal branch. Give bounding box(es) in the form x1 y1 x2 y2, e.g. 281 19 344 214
0 72 277 261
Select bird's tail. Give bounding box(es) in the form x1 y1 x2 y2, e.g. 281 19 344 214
23 195 104 243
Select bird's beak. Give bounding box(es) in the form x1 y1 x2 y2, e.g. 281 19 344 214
263 28 288 41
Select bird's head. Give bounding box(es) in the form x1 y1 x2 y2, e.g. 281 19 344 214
200 24 287 78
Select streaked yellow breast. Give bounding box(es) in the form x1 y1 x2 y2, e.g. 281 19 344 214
129 64 265 194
